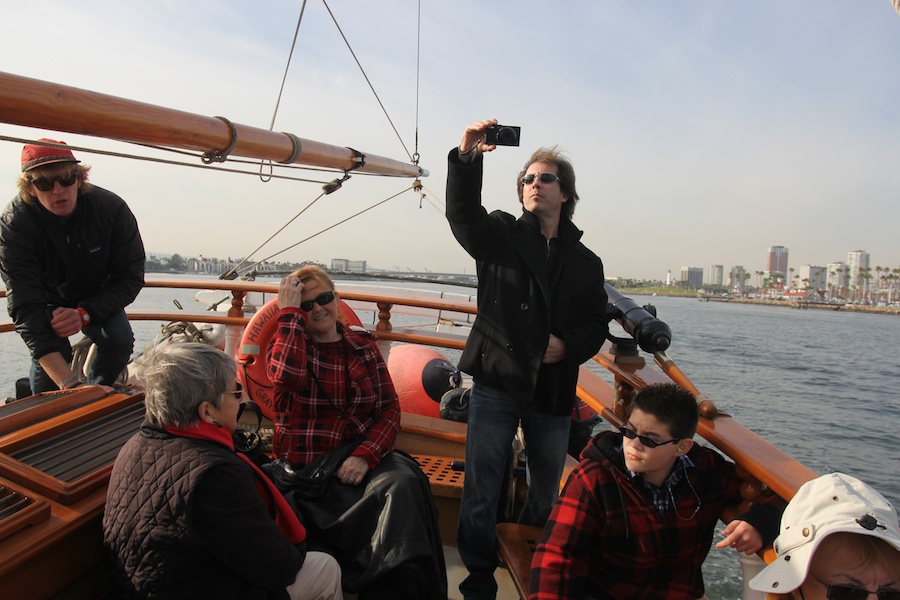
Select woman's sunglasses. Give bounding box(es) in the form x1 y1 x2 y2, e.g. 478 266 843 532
30 171 78 192
300 291 336 312
813 574 900 600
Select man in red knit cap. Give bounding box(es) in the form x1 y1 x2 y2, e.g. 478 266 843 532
0 139 145 395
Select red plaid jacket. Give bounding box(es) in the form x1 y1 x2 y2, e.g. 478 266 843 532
529 430 784 600
266 307 400 469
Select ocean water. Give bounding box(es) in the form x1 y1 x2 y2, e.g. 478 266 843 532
2 277 897 598
610 295 900 598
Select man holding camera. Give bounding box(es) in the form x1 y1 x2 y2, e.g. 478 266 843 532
446 119 608 599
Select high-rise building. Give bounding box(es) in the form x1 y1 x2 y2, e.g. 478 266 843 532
680 266 703 288
827 262 845 297
797 265 827 291
707 265 724 286
767 246 789 277
846 250 869 291
729 266 746 291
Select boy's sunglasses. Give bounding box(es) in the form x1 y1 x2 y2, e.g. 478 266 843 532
300 291 336 312
30 171 78 192
813 574 900 600
619 426 679 449
520 173 561 186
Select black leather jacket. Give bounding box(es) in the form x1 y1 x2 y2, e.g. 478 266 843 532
0 185 145 360
445 149 608 415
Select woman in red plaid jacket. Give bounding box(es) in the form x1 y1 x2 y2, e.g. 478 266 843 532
266 266 447 600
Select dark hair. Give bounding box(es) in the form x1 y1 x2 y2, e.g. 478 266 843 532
631 383 698 440
516 146 579 220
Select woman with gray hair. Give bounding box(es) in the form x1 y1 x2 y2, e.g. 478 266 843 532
103 342 342 600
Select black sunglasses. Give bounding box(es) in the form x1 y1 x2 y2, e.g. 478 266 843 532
228 382 243 400
30 171 78 192
520 173 561 186
620 426 680 449
300 291 336 312
813 573 900 600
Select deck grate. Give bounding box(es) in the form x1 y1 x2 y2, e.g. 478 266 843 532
412 454 464 498
9 402 144 483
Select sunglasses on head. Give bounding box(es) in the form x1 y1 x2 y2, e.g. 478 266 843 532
813 574 900 600
619 425 680 449
300 291 336 312
30 171 78 192
520 173 561 186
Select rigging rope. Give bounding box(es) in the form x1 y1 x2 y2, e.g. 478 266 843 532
269 0 308 132
259 0 308 182
322 0 413 163
232 185 417 277
414 0 421 164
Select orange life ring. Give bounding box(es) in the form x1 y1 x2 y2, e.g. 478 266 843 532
237 296 363 420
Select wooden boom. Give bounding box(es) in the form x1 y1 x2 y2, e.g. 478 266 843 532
0 71 427 178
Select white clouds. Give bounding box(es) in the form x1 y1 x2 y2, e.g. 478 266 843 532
1 1 898 279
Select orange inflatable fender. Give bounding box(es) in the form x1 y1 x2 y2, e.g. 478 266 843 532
387 345 460 418
237 296 362 420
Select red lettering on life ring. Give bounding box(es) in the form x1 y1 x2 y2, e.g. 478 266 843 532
237 296 362 420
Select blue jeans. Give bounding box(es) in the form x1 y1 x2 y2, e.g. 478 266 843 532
30 309 134 393
457 382 570 600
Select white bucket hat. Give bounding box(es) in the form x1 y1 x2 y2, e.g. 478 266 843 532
749 472 900 594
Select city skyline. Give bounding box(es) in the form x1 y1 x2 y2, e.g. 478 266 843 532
154 244 895 288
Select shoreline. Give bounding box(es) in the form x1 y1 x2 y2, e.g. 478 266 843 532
618 290 900 316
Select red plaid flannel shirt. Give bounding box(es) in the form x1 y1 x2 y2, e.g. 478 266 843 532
529 430 784 600
266 307 400 469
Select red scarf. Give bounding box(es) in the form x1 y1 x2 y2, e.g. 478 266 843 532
164 421 306 544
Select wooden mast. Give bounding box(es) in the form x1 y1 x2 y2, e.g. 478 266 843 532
0 71 428 178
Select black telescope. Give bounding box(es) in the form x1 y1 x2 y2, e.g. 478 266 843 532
605 283 671 354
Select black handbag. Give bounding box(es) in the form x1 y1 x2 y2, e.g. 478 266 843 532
262 439 361 499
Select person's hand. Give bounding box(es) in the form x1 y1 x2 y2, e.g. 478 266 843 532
277 275 305 310
542 334 567 364
337 455 370 486
459 118 498 155
715 519 763 555
50 306 83 338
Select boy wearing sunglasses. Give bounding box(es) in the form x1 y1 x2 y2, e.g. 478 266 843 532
447 118 609 600
530 383 786 599
0 139 145 394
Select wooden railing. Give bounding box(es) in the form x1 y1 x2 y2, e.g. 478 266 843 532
3 278 815 503
0 278 821 599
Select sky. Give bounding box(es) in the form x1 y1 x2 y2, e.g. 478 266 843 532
1 1 898 281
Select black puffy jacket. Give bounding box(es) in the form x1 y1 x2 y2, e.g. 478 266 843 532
103 423 305 599
0 185 145 360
